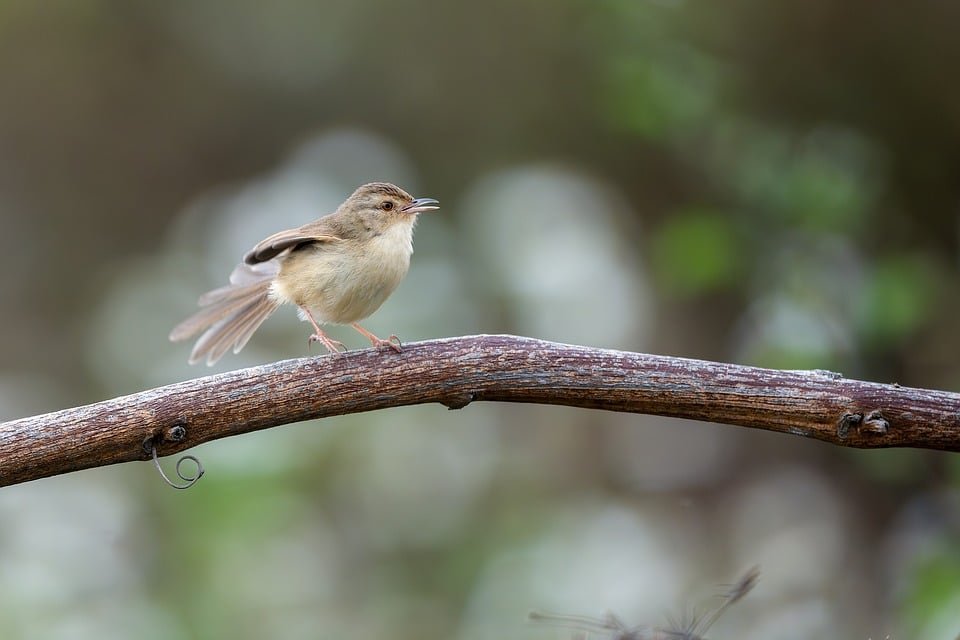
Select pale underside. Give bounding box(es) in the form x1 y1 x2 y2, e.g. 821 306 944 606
269 219 415 325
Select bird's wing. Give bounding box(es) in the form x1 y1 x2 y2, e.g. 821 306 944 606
243 229 341 264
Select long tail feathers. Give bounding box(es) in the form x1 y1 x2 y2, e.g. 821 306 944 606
170 265 281 365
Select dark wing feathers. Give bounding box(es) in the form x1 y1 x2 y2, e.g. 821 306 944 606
243 229 340 264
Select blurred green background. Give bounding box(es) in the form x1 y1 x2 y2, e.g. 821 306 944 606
1 1 959 638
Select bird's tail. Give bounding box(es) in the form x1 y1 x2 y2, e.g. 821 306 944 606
170 262 281 365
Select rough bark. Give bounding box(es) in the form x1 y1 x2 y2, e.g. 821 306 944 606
1 335 958 488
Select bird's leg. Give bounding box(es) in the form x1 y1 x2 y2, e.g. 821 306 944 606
299 306 345 354
351 323 402 353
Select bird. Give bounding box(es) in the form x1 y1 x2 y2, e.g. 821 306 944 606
170 182 439 365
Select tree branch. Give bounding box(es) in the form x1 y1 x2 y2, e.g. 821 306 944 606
1 334 958 488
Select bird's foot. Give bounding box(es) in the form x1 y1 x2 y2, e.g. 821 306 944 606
371 334 403 353
308 333 345 355
350 323 402 353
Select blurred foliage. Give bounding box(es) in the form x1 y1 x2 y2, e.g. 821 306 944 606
651 210 743 296
904 552 960 639
859 254 940 343
0 0 959 639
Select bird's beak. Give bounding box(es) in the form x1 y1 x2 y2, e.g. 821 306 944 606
402 197 440 214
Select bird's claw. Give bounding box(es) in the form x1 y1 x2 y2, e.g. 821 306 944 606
369 334 402 353
308 333 345 354
384 334 403 353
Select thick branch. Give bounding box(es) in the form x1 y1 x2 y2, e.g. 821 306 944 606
1 335 958 487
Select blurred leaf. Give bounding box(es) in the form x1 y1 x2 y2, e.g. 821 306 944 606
603 46 721 139
711 121 879 233
783 156 867 231
715 120 792 211
902 553 960 636
858 255 939 343
651 210 743 296
744 345 840 371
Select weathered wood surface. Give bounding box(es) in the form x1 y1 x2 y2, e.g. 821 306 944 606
1 335 958 487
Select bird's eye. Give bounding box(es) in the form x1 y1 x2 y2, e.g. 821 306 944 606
381 201 394 211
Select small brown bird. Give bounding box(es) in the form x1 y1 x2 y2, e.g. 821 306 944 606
170 182 439 365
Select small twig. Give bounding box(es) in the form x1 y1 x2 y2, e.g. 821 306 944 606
0 335 958 488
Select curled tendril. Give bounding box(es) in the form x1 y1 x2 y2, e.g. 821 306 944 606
150 443 204 490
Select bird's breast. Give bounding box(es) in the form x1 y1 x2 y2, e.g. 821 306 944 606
272 222 415 324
